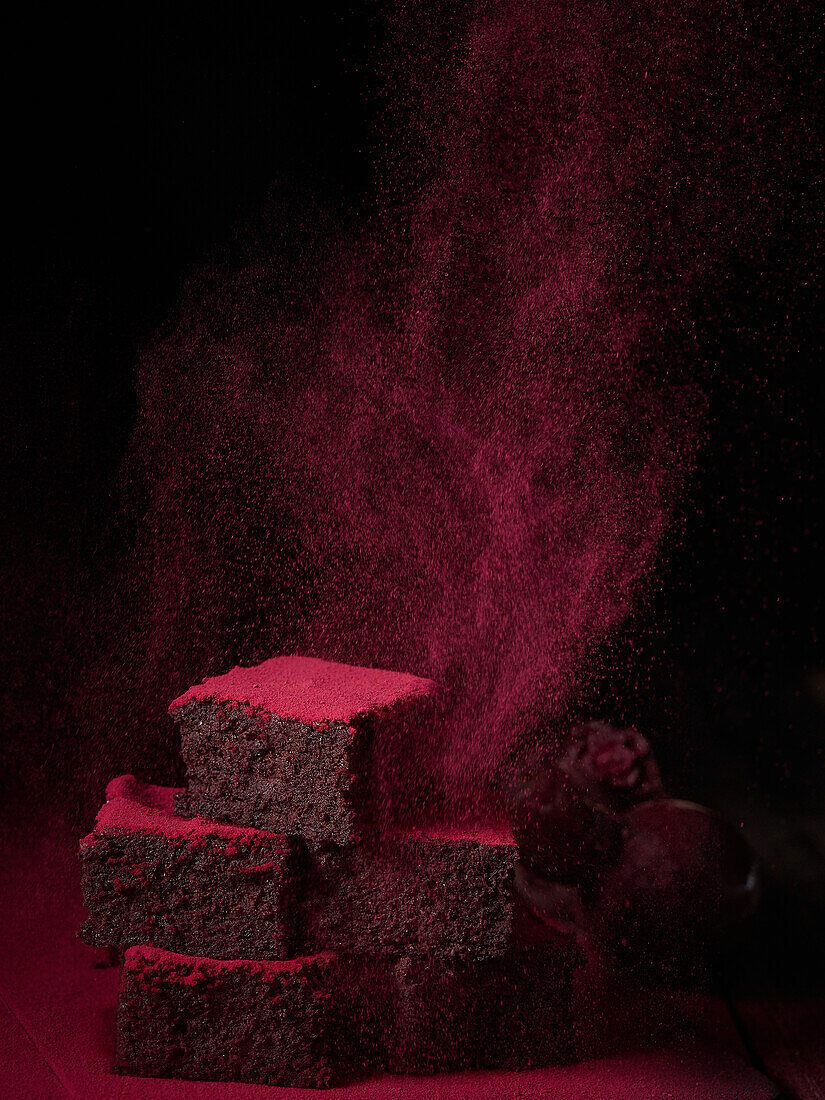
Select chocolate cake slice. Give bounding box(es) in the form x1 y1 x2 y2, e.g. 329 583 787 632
79 776 299 959
388 937 583 1074
169 655 436 846
305 824 529 957
115 946 389 1088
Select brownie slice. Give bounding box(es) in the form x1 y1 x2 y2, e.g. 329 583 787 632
304 824 528 957
168 655 436 846
388 937 583 1074
79 776 299 959
115 940 582 1087
115 946 389 1088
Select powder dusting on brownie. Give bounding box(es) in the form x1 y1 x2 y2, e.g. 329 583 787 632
105 774 180 812
124 944 336 980
168 654 435 724
92 792 289 846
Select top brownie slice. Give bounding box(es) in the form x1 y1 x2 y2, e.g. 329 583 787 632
169 655 436 847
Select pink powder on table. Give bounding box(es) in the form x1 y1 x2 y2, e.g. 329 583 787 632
168 654 436 724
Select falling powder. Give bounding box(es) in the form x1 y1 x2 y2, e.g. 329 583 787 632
113 0 797 817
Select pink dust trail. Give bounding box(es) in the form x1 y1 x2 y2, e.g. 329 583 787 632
108 0 794 816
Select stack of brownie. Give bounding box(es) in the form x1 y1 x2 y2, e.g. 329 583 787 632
80 655 583 1088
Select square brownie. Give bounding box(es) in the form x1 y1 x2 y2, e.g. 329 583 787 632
79 776 300 959
304 824 532 957
168 655 436 846
388 938 583 1074
115 946 390 1088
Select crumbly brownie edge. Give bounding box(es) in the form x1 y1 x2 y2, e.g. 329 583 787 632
115 947 391 1088
79 800 300 959
172 700 370 846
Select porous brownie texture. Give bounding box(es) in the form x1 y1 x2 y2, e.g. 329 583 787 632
115 946 389 1088
79 778 299 959
304 825 528 957
389 939 582 1073
115 939 583 1086
168 655 436 846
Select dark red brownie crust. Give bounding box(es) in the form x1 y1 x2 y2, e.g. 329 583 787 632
80 781 299 960
116 946 389 1089
169 656 436 846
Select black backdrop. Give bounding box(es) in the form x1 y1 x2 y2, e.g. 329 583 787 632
2 4 823 820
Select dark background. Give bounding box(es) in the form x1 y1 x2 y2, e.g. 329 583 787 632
2 5 823 825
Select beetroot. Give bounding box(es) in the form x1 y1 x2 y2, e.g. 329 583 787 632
593 799 759 980
507 719 663 889
562 721 664 810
